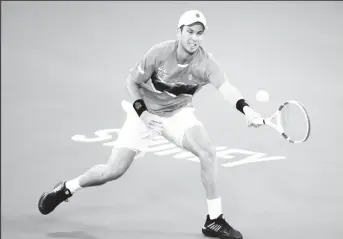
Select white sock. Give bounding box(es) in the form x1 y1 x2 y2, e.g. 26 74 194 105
65 178 82 194
207 197 222 220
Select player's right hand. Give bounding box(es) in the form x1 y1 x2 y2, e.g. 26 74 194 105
243 107 264 128
140 111 164 134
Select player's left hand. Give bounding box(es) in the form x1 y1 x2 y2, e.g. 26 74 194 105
243 107 264 128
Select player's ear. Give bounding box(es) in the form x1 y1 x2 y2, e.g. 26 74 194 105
177 27 181 38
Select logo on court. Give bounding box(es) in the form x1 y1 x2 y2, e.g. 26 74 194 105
71 129 287 168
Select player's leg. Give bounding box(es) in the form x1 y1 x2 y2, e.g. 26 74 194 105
162 107 242 239
182 126 242 239
38 146 138 215
182 125 219 199
68 147 137 189
38 101 148 215
162 108 219 201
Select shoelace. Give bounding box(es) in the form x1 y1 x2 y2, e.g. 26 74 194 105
52 183 64 193
52 183 70 202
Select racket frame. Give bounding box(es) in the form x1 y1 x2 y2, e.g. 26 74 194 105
262 101 311 143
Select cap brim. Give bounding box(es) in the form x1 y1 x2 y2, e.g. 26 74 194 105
179 21 208 29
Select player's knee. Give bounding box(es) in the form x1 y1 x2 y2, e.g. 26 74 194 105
102 166 126 182
102 148 136 182
197 147 216 161
198 148 217 171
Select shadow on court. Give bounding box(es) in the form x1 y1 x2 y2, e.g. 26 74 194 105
3 212 204 239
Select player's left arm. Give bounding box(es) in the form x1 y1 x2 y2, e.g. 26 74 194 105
205 55 263 126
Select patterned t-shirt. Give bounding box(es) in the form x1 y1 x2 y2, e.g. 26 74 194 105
129 40 226 116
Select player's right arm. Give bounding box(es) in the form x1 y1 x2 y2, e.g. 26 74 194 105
205 53 263 128
125 45 164 133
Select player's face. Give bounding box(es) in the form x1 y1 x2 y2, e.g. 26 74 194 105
179 23 205 54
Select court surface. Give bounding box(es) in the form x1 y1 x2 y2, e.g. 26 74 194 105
2 2 343 239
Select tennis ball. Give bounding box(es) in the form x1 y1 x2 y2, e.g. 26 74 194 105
256 89 270 102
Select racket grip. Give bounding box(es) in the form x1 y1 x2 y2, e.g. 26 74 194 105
255 118 266 125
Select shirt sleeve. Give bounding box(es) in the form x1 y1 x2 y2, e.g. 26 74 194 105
205 53 244 105
205 53 228 89
129 45 161 84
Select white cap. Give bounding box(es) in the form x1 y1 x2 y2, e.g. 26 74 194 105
177 10 208 29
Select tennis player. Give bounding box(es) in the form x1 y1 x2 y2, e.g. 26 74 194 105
38 10 264 239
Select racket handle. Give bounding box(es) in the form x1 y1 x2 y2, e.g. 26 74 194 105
254 118 266 125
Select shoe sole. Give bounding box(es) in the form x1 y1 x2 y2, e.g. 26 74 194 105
38 192 50 215
202 228 243 239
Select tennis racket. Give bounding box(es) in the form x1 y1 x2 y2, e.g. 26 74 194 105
258 100 311 143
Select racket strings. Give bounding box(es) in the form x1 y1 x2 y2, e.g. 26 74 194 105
280 103 309 142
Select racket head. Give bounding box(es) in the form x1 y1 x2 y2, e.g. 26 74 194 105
265 101 311 143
